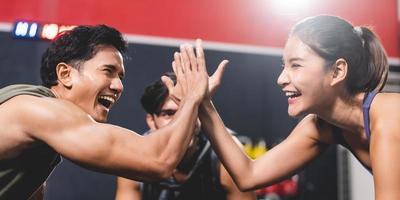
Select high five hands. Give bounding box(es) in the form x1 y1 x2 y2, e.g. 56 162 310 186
162 39 229 103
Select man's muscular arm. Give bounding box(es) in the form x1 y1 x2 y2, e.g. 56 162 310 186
7 94 198 181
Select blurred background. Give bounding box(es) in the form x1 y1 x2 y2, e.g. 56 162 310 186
0 0 399 199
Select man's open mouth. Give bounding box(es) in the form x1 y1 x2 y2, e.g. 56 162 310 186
98 95 115 109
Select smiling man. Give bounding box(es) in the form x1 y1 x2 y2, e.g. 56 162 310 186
0 25 209 199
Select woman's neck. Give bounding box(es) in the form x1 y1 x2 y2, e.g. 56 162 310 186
317 92 366 134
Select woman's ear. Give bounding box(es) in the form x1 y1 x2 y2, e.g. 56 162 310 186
330 58 348 86
55 62 73 88
146 113 157 131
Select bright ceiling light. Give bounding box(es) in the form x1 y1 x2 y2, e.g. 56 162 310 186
270 0 315 15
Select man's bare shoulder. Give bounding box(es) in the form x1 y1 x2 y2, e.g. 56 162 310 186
2 94 88 119
0 95 78 159
0 95 92 140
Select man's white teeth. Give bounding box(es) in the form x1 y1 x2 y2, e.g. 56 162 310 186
98 96 115 104
285 91 300 98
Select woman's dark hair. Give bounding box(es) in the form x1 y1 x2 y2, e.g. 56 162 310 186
290 15 388 94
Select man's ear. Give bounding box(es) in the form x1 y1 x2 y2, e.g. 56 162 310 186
55 62 73 88
330 58 348 86
146 113 157 131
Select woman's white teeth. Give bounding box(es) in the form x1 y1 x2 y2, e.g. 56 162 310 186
285 92 300 98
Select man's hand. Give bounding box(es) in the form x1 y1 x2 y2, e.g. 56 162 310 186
163 40 208 104
162 39 229 103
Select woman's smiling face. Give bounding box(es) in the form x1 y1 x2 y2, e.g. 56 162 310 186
278 35 335 117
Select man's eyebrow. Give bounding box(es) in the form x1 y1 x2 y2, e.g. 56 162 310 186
159 109 177 112
104 64 125 77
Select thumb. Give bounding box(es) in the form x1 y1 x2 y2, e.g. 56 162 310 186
162 76 181 104
211 60 229 81
161 76 174 93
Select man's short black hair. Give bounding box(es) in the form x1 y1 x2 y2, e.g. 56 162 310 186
141 72 176 114
40 24 128 87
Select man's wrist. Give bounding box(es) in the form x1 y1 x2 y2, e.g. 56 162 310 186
199 98 213 113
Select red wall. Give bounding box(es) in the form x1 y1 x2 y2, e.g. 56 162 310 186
0 0 398 58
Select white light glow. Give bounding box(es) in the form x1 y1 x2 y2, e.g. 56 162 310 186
270 0 315 14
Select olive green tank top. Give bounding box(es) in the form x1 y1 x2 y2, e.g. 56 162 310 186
0 84 61 200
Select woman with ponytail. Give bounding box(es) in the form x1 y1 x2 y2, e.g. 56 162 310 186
171 15 400 200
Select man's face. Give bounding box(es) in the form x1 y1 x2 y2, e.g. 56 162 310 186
67 45 125 122
147 97 201 146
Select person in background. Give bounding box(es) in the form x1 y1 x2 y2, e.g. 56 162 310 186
115 72 256 200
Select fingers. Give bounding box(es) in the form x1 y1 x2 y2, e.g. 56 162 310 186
185 44 198 72
175 40 205 74
172 52 188 96
180 45 191 73
195 39 206 74
169 39 210 102
173 52 183 76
